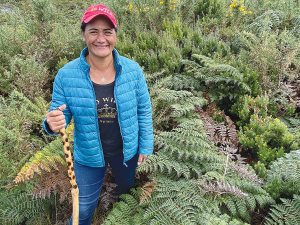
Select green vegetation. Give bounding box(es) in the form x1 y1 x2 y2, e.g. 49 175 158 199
1 0 300 224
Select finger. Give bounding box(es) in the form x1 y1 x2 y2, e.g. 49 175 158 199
49 121 66 132
138 155 147 165
48 110 63 117
59 104 66 111
47 114 65 124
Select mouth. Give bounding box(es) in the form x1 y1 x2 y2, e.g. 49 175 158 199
94 44 109 49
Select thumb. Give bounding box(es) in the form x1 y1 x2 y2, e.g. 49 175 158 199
59 104 66 111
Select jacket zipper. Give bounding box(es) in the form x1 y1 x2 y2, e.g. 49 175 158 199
114 70 127 166
88 73 106 167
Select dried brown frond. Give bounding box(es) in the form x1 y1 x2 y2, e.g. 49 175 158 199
139 178 157 205
198 107 239 152
14 160 53 184
31 163 71 203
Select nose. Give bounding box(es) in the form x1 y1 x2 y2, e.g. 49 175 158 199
96 32 106 42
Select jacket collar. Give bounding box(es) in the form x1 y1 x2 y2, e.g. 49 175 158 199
80 47 122 77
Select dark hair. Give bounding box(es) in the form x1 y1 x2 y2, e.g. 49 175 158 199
81 21 118 33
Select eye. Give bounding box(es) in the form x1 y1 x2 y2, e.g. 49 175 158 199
90 31 98 35
105 31 113 35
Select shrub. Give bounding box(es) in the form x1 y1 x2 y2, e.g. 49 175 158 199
239 115 294 167
230 94 270 127
0 90 50 188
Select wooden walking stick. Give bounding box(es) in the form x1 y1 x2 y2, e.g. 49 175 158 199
54 108 79 225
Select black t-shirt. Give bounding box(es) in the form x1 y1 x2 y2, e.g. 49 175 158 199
93 81 123 158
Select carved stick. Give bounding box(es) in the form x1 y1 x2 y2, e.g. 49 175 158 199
54 108 79 225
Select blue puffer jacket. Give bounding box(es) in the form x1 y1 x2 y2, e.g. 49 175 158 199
43 47 154 167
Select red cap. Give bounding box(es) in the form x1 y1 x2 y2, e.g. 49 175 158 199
81 4 117 28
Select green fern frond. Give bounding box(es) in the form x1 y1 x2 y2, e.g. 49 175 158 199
246 10 285 35
103 194 146 225
265 194 300 225
265 150 300 200
0 192 48 225
196 212 249 225
182 54 251 99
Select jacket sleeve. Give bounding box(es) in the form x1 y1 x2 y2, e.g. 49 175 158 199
43 71 72 135
136 67 154 155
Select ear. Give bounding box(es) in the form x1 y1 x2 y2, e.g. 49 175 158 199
81 31 86 42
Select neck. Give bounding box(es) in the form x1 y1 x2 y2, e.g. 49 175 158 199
88 53 114 71
87 51 116 85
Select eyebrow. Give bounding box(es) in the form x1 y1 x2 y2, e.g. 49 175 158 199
88 28 113 31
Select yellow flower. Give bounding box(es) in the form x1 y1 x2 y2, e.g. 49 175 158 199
226 14 228 17
239 1 243 3
249 11 252 14
129 4 133 10
160 1 163 4
244 11 247 14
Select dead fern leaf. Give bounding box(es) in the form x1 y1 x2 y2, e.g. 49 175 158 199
139 178 157 205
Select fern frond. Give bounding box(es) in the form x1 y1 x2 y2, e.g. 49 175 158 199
0 192 48 225
265 195 300 225
265 150 300 200
14 137 66 183
103 194 145 225
246 10 285 35
182 54 251 100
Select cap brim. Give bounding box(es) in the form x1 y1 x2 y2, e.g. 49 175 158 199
82 14 116 28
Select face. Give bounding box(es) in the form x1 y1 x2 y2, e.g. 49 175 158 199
82 16 117 60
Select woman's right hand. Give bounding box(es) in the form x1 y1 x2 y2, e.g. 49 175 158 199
46 105 67 133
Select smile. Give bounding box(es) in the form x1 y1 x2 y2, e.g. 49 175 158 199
94 45 109 49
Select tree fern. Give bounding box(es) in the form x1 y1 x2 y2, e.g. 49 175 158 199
104 113 273 224
265 150 300 200
264 194 300 225
182 54 251 101
0 192 49 225
146 70 208 130
103 193 146 225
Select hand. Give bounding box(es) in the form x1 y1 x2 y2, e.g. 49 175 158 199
46 105 66 133
138 154 148 166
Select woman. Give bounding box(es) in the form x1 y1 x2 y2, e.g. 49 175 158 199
43 4 154 224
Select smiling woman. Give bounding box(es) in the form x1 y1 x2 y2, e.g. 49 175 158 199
43 4 154 225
